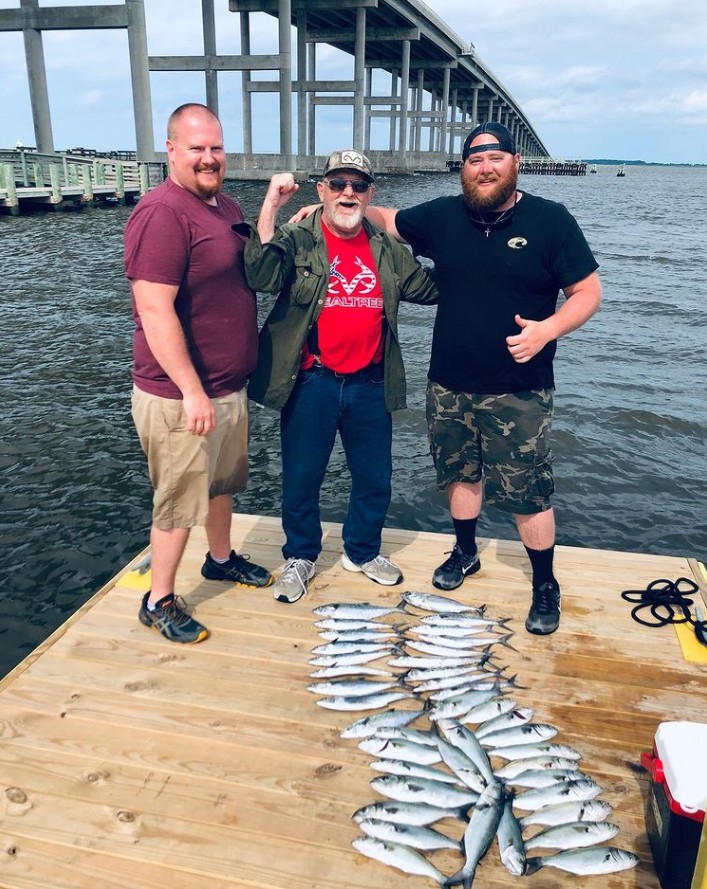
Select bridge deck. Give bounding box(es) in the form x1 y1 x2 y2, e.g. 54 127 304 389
1 514 704 888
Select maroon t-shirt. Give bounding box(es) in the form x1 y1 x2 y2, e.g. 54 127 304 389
124 177 258 399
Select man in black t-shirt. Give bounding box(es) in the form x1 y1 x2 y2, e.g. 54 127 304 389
361 122 602 635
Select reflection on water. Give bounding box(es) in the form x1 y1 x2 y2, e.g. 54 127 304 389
1 166 706 676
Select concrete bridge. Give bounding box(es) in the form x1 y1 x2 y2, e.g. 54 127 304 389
1 0 550 177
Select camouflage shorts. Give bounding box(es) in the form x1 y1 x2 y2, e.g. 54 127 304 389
426 380 555 515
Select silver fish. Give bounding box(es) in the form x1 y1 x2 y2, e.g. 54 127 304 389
519 798 614 829
309 664 395 679
370 774 479 808
340 707 424 739
495 755 580 780
435 719 495 784
513 778 602 811
306 676 404 697
312 640 396 655
353 800 469 826
506 768 586 789
435 735 488 793
315 618 396 631
313 602 405 619
480 723 559 748
404 637 513 658
351 836 447 885
524 846 639 876
427 684 503 720
359 736 443 765
497 790 526 877
525 820 620 851
389 654 480 670
357 817 461 852
459 696 518 724
475 707 534 738
429 680 504 702
446 780 505 889
408 625 489 639
412 671 506 695
317 690 410 711
490 741 583 761
402 590 485 614
369 759 462 785
421 614 511 629
317 629 400 643
309 649 396 667
374 726 439 747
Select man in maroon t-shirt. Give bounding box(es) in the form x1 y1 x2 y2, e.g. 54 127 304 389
124 103 272 644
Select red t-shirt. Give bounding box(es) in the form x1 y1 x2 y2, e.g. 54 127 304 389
124 178 258 399
301 223 384 373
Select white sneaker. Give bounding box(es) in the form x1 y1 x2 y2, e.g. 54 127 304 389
272 558 315 603
340 553 403 586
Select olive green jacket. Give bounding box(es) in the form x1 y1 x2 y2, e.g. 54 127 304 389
235 208 438 413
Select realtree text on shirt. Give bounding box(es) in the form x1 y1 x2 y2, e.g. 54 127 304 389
300 222 384 374
396 191 599 394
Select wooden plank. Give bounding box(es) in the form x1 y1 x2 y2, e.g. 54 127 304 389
0 514 702 888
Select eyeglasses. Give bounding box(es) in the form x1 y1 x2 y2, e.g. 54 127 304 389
324 177 371 193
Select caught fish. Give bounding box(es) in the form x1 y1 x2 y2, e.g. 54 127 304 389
312 640 397 656
429 680 506 703
359 736 443 766
402 653 498 682
513 778 602 811
435 719 495 784
369 758 463 785
460 696 518 725
351 836 447 885
475 707 534 739
389 654 480 670
524 846 639 876
404 636 514 658
412 670 506 695
317 690 410 711
495 755 580 780
490 741 583 762
435 735 488 793
480 723 558 748
374 726 439 747
497 790 526 877
315 618 397 631
408 624 490 638
445 780 505 889
524 820 620 851
358 817 461 852
306 676 404 697
313 602 406 619
370 774 479 808
421 614 511 629
309 649 397 667
353 800 469 826
317 628 400 643
519 798 614 829
427 684 504 721
402 591 485 614
340 707 423 739
506 768 586 789
309 664 395 679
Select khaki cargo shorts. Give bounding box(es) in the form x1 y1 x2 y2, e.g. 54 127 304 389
426 380 555 515
131 386 249 529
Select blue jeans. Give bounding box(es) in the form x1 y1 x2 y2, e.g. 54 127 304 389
280 363 392 564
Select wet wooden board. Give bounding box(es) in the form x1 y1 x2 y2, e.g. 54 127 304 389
1 513 705 888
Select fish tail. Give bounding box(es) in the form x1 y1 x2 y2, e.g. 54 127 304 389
505 673 529 690
498 633 518 651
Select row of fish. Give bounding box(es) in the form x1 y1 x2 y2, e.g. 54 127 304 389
308 591 639 885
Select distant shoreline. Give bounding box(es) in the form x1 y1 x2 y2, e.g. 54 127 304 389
583 159 706 167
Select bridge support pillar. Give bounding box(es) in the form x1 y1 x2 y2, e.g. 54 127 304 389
20 0 54 154
399 41 410 157
278 0 293 161
126 0 155 161
353 7 366 149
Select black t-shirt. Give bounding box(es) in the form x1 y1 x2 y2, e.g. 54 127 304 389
396 191 599 393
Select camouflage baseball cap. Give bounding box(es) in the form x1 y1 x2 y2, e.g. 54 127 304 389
322 149 375 182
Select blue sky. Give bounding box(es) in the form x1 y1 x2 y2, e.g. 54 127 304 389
1 0 706 163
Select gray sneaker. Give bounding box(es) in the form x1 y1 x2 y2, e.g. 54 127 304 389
272 558 315 604
341 553 403 586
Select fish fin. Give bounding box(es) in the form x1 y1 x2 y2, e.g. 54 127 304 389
498 633 518 652
523 857 543 876
504 674 529 690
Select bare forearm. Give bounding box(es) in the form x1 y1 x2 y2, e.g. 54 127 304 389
365 205 404 242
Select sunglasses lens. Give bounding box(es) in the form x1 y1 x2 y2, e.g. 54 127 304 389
326 178 370 193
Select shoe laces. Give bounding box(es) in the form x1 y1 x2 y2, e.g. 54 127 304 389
158 595 192 625
444 545 474 569
533 583 560 614
282 558 312 585
367 554 395 570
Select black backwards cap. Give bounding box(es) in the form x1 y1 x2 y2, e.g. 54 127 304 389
462 122 517 159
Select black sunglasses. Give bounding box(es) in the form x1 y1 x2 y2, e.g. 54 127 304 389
324 177 371 193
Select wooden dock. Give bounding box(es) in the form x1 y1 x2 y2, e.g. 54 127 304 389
0 150 164 215
1 513 705 888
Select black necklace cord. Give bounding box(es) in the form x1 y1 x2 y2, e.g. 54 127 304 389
621 577 707 645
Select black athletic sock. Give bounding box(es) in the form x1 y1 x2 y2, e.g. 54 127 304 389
453 517 478 556
524 545 557 588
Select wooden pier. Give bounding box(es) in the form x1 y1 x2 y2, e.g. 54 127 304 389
446 158 588 175
0 149 164 215
0 513 704 888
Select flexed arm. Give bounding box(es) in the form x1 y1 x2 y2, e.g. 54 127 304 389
257 173 299 243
